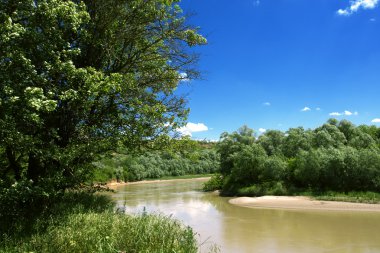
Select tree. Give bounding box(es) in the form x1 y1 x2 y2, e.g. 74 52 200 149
338 119 356 142
282 127 313 157
0 0 206 188
257 130 285 156
349 131 376 149
357 125 380 143
230 144 267 185
218 125 256 175
215 122 380 196
312 123 346 148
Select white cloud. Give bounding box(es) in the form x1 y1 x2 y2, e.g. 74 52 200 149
337 0 379 16
372 118 380 123
178 122 208 137
316 107 321 111
344 110 353 116
301 107 311 112
337 9 350 15
263 102 271 106
329 112 342 116
329 110 359 117
258 128 266 133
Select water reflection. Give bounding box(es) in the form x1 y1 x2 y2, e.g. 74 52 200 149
111 180 380 253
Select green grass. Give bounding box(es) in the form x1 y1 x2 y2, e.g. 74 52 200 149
308 191 380 204
1 212 198 253
0 191 218 253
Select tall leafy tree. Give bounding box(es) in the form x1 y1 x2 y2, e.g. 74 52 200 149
312 123 347 148
257 130 285 156
282 127 312 158
0 0 206 188
218 125 256 175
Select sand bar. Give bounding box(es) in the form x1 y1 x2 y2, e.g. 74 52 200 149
229 196 380 212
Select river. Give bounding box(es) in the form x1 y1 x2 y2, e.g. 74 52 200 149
111 178 380 253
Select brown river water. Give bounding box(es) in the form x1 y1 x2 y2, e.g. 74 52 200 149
111 179 380 253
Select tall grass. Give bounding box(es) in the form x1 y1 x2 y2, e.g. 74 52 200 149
0 191 216 253
2 212 198 253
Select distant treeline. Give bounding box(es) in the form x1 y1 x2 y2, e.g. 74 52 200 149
92 139 219 182
205 119 380 196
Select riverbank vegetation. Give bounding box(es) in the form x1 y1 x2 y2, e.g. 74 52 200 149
92 138 219 183
0 192 200 253
0 0 210 251
205 120 380 203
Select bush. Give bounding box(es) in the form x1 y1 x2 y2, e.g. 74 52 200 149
237 184 264 196
203 174 223 192
0 180 60 235
0 182 114 236
265 182 287 196
236 182 287 197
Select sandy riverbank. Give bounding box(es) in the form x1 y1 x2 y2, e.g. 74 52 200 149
229 196 380 212
107 177 210 188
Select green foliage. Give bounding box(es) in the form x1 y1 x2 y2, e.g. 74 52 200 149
230 144 267 185
0 0 205 190
0 191 205 253
312 124 347 148
0 2 208 251
282 127 313 157
237 184 265 196
257 130 285 156
0 179 56 235
92 145 220 183
2 213 198 253
260 156 287 182
0 0 206 236
213 120 380 196
237 182 287 197
203 174 223 192
217 125 256 175
312 191 380 204
292 147 380 192
0 188 114 236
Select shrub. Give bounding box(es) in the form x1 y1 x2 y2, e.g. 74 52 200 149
203 174 223 192
237 184 264 196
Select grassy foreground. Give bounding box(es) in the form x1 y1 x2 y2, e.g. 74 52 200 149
1 212 198 253
0 192 216 253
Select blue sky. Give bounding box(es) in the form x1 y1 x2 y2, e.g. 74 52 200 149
176 0 380 140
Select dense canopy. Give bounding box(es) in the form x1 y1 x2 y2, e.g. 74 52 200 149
0 0 206 188
215 120 380 196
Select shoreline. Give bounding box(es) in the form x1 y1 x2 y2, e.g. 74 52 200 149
107 177 210 188
229 196 380 212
